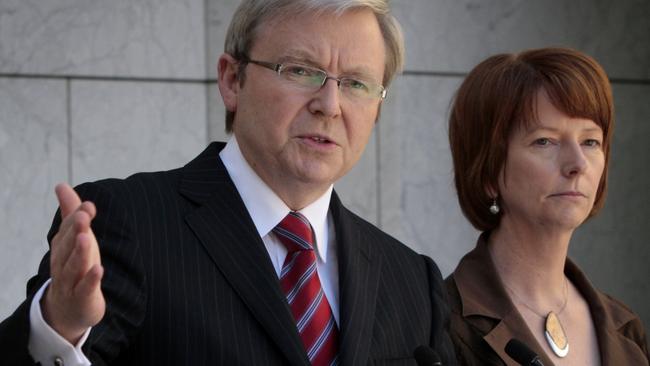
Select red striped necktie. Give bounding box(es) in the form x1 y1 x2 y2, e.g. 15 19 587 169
273 211 339 366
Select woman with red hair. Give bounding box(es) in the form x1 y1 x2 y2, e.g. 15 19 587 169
445 47 649 365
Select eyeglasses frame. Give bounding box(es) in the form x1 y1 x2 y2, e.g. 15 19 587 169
242 58 388 100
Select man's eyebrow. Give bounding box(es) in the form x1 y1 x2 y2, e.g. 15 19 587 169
278 50 318 64
278 50 381 81
343 68 380 81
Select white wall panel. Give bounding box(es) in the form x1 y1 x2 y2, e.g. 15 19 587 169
0 0 206 78
70 80 207 183
0 78 67 319
392 0 650 79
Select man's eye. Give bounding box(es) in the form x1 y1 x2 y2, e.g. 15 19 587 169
349 79 368 90
285 66 313 77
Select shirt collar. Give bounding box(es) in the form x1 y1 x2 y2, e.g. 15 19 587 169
219 136 333 262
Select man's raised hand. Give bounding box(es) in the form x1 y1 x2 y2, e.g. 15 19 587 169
41 183 105 344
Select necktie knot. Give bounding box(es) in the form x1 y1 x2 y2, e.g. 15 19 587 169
273 212 315 253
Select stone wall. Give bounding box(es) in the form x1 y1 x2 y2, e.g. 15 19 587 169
1 0 648 332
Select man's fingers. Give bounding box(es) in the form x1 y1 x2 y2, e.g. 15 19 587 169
73 209 93 234
76 264 104 300
58 233 93 291
51 210 94 275
43 186 105 341
52 184 97 275
55 183 82 218
75 262 105 326
73 212 101 266
50 219 78 274
79 201 97 220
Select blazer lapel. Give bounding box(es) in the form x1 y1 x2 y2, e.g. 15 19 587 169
456 235 649 366
598 327 649 365
179 142 309 366
597 314 649 365
565 260 649 366
330 193 382 366
454 234 553 366
481 309 552 366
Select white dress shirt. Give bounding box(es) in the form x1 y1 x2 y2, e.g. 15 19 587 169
220 137 340 324
28 137 340 365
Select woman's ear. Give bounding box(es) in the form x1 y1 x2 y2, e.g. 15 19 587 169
485 184 498 199
217 53 240 113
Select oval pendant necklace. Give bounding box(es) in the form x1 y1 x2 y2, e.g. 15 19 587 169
545 311 569 357
507 279 570 358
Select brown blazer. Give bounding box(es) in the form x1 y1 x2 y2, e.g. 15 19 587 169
445 233 649 365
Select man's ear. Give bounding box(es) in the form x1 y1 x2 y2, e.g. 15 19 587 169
217 53 240 113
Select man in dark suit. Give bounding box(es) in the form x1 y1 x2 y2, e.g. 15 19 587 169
0 0 456 365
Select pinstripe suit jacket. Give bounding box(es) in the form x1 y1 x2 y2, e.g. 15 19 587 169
1 142 455 365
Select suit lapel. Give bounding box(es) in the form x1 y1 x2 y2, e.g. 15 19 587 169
330 193 382 366
179 142 309 366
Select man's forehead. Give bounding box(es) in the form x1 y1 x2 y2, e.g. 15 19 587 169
253 6 381 43
257 5 371 26
250 10 385 72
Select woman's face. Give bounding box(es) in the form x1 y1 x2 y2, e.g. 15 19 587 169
498 90 606 231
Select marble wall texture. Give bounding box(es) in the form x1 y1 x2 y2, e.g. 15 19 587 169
1 0 649 335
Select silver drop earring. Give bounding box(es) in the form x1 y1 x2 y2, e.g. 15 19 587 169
489 198 500 215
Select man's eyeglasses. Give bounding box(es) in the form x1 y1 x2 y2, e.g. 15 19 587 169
242 58 387 101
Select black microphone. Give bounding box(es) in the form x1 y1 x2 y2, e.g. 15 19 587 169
413 345 442 366
505 339 544 366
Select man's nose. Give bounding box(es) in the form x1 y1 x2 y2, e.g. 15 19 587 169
308 78 342 119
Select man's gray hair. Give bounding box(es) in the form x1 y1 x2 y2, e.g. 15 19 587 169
223 0 404 132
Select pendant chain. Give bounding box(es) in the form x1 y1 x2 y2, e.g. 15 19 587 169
505 277 569 318
504 277 571 358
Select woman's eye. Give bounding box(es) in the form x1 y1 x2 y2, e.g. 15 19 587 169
533 138 551 146
583 139 602 147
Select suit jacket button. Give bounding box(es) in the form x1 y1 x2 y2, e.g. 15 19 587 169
53 356 64 366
